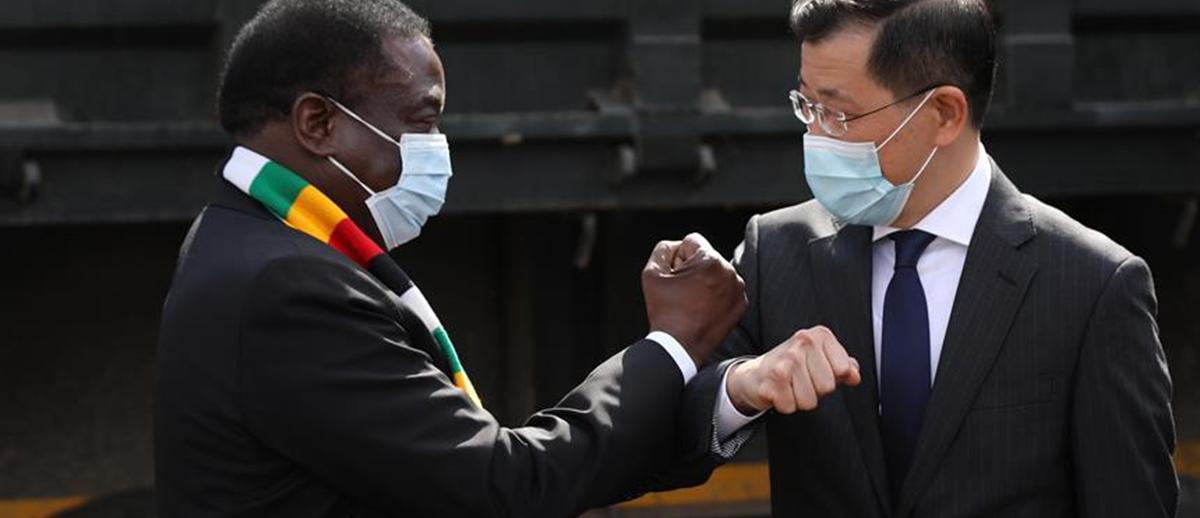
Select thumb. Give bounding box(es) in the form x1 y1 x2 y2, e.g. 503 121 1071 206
673 233 716 271
646 240 681 275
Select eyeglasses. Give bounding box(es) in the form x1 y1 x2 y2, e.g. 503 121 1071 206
788 84 941 137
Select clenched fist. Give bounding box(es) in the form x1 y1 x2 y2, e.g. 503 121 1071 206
642 233 747 367
727 326 862 414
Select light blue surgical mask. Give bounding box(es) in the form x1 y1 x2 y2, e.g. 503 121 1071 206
803 90 938 227
325 98 452 250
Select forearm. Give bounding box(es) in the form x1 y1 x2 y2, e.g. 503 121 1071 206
489 339 686 515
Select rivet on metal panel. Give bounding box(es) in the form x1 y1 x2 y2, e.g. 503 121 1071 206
574 212 599 270
19 159 42 204
616 144 638 183
697 144 717 183
0 151 41 205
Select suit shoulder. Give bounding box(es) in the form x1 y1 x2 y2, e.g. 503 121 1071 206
1023 194 1137 272
189 205 358 275
168 205 380 313
753 200 837 240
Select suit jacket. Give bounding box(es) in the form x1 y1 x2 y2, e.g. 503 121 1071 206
682 163 1178 517
155 181 694 517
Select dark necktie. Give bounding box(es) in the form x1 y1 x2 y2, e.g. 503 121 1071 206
880 229 937 500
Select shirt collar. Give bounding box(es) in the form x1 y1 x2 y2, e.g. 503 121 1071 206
873 141 992 246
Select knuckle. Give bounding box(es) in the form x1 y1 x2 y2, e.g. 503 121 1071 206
788 345 806 363
772 346 792 365
756 386 775 403
768 363 790 382
791 329 814 346
809 326 834 343
794 335 816 351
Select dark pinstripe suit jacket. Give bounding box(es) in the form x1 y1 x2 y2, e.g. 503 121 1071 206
682 164 1178 517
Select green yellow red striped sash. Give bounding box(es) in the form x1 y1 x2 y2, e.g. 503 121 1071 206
222 146 482 407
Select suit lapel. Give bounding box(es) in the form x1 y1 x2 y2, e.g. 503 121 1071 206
894 166 1039 517
810 223 892 512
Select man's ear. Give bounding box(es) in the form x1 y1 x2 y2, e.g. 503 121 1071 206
930 85 969 147
292 92 339 156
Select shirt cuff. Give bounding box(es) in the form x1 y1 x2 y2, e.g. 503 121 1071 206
715 360 766 440
645 331 697 384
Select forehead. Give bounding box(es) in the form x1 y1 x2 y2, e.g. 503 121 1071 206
798 25 880 102
363 35 445 104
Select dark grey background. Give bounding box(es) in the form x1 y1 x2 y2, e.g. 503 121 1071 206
0 0 1197 516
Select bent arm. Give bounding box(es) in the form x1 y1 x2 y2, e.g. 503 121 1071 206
237 257 689 518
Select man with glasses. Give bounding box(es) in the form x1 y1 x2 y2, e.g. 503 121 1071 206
676 1 1178 516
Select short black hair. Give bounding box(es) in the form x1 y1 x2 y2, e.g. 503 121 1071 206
790 0 997 128
217 0 431 137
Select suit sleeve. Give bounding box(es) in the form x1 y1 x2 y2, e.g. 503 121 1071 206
1071 256 1178 517
647 215 769 490
235 256 686 518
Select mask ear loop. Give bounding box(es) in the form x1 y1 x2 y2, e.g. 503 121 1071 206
875 88 938 152
906 147 939 187
327 156 376 196
323 95 398 196
877 88 940 188
325 97 402 147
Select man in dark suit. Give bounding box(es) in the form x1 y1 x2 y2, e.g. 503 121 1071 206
155 0 871 516
680 1 1179 516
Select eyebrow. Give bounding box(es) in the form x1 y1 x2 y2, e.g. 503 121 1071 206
798 77 844 102
409 94 444 117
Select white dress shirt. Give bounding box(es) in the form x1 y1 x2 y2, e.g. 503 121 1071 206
713 142 993 440
647 331 697 383
870 142 990 386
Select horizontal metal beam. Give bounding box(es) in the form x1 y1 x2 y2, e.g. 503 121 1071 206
0 124 1196 226
0 122 228 152
3 0 1197 30
0 1 788 28
0 0 219 29
2 101 1197 151
1076 0 1200 16
701 0 792 19
405 0 624 22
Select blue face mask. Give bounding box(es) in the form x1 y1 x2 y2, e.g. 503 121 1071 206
325 98 452 250
803 90 938 227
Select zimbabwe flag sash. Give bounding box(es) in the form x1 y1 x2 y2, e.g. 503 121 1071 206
222 146 482 408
